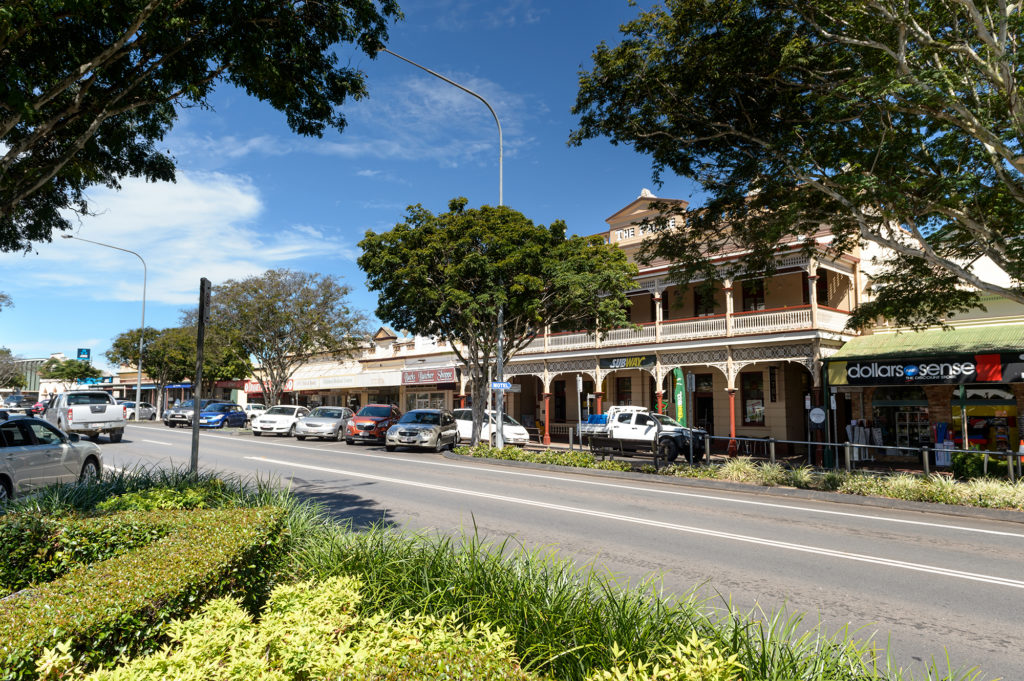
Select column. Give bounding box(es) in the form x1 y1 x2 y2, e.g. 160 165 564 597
728 388 737 455
654 291 663 342
807 259 820 328
544 324 551 352
458 394 466 409
542 393 552 445
594 392 604 415
723 278 734 336
656 390 664 414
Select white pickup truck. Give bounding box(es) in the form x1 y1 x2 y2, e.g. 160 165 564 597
45 391 127 443
579 405 705 462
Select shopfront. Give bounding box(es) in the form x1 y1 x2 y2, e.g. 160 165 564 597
827 326 1024 454
401 367 457 412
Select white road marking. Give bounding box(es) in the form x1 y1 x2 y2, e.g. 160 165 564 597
141 439 173 446
125 424 1024 540
246 455 1024 590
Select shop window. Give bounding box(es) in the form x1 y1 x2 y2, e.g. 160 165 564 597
694 287 715 317
741 279 765 312
694 373 714 393
740 372 765 426
616 376 632 405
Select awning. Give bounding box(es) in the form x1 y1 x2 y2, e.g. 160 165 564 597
829 325 1024 361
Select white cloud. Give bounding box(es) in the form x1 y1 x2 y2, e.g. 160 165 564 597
0 171 357 306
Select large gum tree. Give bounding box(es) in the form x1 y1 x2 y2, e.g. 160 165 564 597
358 198 638 445
572 0 1024 328
0 0 401 252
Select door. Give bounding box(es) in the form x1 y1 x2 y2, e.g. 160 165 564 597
26 420 75 483
633 412 658 443
695 395 715 435
1 420 48 492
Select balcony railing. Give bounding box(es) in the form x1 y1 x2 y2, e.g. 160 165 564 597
516 305 851 355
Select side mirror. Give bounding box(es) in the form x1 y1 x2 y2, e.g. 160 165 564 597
67 433 80 443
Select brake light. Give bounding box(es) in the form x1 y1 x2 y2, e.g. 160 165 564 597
123 405 128 419
67 407 73 423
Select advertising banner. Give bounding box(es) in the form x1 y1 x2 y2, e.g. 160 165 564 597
402 367 457 385
599 355 656 370
673 367 686 426
829 352 1024 386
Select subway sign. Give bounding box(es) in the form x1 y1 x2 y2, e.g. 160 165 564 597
600 355 655 370
829 353 1024 386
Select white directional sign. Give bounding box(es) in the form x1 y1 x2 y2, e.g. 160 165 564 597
491 381 512 390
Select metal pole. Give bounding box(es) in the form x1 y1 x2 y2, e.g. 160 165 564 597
769 438 776 465
61 235 147 419
380 48 506 447
190 278 211 475
921 445 930 476
844 442 852 472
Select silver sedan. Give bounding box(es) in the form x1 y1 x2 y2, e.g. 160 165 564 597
385 408 459 452
295 406 354 441
0 415 103 501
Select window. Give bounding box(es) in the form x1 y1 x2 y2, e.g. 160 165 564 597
616 377 632 405
741 372 766 426
694 287 715 317
635 413 654 426
741 279 765 312
28 422 62 445
0 421 29 447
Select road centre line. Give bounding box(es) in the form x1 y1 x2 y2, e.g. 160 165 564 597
246 454 1024 590
131 425 1024 541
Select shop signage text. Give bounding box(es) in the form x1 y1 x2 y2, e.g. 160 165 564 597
830 353 1024 386
402 367 456 385
600 355 655 370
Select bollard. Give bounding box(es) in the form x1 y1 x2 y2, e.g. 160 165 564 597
569 428 574 452
844 442 852 472
688 431 694 466
1008 450 1016 483
704 433 711 461
921 446 930 476
984 453 989 476
769 438 776 465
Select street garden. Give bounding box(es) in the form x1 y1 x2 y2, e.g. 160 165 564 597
0 465 1000 681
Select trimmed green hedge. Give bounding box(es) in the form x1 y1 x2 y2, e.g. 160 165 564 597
0 514 171 598
0 507 288 680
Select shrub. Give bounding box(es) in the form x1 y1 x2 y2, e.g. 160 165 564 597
588 636 744 681
951 451 1009 481
787 466 817 489
0 514 169 598
820 470 847 491
0 507 288 680
755 462 788 487
838 473 885 497
77 575 538 681
718 457 759 483
95 486 220 512
593 460 633 472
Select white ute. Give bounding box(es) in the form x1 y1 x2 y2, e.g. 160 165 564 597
45 391 128 443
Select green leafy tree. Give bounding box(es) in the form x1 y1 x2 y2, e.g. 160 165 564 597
0 348 25 389
0 0 401 252
571 0 1024 328
358 198 637 444
106 326 192 413
211 269 365 407
0 292 10 311
38 357 102 391
178 309 254 394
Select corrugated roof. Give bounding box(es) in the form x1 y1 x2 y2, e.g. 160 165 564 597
830 324 1024 360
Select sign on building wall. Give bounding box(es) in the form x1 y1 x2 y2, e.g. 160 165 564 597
829 353 1024 386
599 355 656 370
402 367 457 385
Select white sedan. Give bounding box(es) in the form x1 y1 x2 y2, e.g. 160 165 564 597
251 405 310 437
120 401 157 420
0 415 103 501
452 409 531 446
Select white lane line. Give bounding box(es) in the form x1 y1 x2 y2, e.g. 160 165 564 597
247 455 1024 590
141 439 173 446
132 426 1024 540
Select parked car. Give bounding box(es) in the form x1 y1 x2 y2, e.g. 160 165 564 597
251 405 310 437
452 408 531 446
198 403 247 429
243 403 267 424
579 406 706 462
345 404 401 445
43 391 127 443
385 409 459 452
2 394 34 416
119 400 157 421
0 414 103 501
163 398 233 428
30 401 46 415
295 406 354 441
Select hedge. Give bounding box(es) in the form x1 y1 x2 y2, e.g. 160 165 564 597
0 514 171 598
0 507 288 680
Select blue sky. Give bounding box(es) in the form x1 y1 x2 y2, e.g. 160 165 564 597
0 0 705 369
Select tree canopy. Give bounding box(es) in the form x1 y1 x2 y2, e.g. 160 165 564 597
358 198 637 442
0 0 401 252
571 0 1024 328
0 348 25 389
211 269 365 407
38 357 101 390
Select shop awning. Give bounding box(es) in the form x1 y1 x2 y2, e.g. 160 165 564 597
829 325 1024 361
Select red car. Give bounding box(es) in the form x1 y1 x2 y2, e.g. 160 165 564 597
345 404 401 445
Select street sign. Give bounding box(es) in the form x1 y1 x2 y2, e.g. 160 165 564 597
686 372 695 392
491 381 512 390
809 407 826 424
77 348 90 361
508 383 522 393
576 375 583 393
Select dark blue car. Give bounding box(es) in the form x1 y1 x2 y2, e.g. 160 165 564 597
197 403 247 429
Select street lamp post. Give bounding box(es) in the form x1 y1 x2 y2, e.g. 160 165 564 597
61 235 147 420
381 48 508 448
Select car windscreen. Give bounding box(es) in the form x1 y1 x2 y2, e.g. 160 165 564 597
310 408 343 419
66 393 113 405
653 414 682 427
399 411 440 425
358 406 392 418
501 414 522 427
178 400 195 408
205 403 233 413
266 406 295 415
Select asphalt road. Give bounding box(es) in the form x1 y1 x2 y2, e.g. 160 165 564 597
106 422 1024 680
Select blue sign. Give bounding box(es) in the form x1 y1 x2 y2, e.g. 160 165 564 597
77 348 90 361
490 381 512 390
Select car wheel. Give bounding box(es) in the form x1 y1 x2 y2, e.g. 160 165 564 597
109 429 124 443
253 431 262 437
287 425 295 437
452 433 460 450
0 476 11 503
334 429 343 442
297 435 306 441
434 436 446 453
659 439 679 463
385 444 395 452
79 458 100 483
345 438 354 445
149 413 156 420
